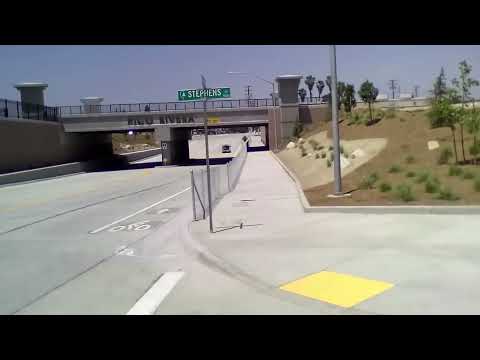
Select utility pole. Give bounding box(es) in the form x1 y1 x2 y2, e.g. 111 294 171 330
330 45 342 195
388 80 398 99
245 85 253 100
413 85 420 98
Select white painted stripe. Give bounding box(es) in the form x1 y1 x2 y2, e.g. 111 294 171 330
127 271 185 315
89 187 191 234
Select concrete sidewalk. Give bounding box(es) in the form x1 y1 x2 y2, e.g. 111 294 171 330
187 151 480 314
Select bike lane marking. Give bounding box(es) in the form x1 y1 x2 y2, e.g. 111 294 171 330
89 187 190 234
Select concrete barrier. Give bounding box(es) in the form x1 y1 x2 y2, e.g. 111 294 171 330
0 148 163 186
117 147 162 162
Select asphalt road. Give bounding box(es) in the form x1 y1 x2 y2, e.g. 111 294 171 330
0 157 195 314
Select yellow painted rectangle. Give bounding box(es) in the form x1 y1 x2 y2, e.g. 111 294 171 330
280 271 394 308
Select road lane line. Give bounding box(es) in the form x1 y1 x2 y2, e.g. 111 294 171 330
89 187 191 234
127 271 185 315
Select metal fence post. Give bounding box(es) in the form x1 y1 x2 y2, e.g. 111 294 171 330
191 170 197 220
17 101 20 118
4 99 8 117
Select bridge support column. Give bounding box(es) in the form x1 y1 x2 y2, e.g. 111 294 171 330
275 75 303 149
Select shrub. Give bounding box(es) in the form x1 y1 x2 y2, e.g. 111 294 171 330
351 154 356 159
437 187 460 201
340 144 345 154
308 138 319 149
395 184 415 202
328 145 333 151
389 164 402 173
474 179 480 192
379 182 392 192
359 172 379 190
438 147 453 165
448 165 463 177
463 171 475 180
315 153 320 159
301 150 307 157
425 179 440 194
405 155 415 164
321 152 326 158
406 171 416 178
326 159 332 167
385 108 396 119
329 152 334 162
469 143 480 159
415 172 430 184
399 117 406 122
317 145 325 151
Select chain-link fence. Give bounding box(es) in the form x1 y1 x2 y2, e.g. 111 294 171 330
191 139 248 221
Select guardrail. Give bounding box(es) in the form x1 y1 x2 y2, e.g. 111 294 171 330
0 98 59 122
60 98 278 116
191 139 248 221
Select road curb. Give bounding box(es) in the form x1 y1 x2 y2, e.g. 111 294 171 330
269 151 480 215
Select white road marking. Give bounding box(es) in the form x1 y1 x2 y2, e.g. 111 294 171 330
89 187 190 234
127 271 185 315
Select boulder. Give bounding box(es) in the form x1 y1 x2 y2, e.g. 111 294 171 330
352 148 366 158
286 141 296 150
428 141 439 151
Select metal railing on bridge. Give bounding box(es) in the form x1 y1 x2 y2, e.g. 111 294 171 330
59 98 279 116
0 98 60 123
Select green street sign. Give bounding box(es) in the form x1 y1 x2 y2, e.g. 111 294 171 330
177 87 231 101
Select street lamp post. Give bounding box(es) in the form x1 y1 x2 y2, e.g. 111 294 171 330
201 75 214 233
228 71 278 151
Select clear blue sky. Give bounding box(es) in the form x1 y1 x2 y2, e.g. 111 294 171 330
1 45 480 106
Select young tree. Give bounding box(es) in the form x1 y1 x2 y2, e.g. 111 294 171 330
304 75 316 102
316 80 325 98
298 88 307 102
358 80 379 122
337 81 346 111
432 67 448 100
452 60 480 162
466 109 480 164
343 84 356 113
428 95 461 163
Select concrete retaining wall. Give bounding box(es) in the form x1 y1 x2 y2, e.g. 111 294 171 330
0 117 113 174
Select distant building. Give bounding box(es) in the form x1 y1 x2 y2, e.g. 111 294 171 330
376 94 389 101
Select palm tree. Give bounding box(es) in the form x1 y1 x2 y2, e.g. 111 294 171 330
316 80 325 98
298 88 307 102
305 75 316 102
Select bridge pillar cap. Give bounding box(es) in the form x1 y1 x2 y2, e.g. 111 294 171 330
80 97 104 105
275 75 303 82
14 82 48 90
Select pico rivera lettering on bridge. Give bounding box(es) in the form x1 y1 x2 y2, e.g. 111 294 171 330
177 87 231 101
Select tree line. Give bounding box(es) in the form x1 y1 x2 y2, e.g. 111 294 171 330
428 61 480 165
298 75 380 123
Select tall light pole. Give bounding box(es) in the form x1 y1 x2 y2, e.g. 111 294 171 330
227 71 278 151
201 75 214 233
330 45 342 195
